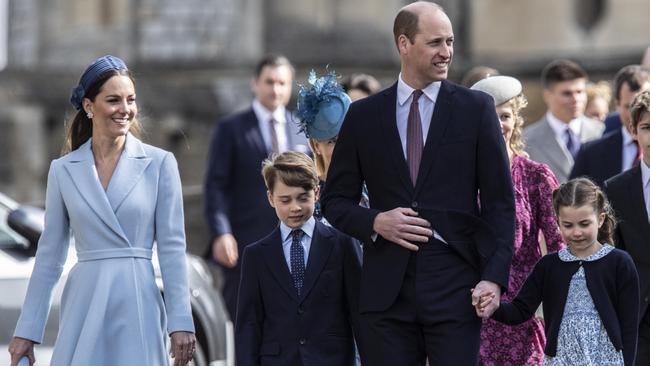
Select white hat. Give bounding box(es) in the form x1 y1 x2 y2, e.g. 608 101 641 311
471 75 522 105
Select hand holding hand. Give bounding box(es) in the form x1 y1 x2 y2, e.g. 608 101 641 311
8 337 35 366
170 331 196 366
372 208 433 251
212 234 238 268
471 280 501 318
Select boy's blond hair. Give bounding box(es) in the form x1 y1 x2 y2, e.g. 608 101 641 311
262 152 319 193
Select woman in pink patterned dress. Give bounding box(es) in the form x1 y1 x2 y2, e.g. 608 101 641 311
472 76 565 365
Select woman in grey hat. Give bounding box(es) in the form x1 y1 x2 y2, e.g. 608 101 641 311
8 55 196 366
472 76 565 365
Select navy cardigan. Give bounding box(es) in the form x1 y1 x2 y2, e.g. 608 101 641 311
492 247 640 366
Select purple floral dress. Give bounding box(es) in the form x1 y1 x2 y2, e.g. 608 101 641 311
480 155 565 366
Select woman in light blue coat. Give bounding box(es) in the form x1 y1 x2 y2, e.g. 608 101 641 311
8 55 196 366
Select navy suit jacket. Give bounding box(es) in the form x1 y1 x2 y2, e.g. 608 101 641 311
605 166 650 320
235 220 361 366
321 81 516 313
204 108 309 254
570 128 623 187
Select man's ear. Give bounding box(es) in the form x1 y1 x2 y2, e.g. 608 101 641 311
398 34 410 55
267 190 275 208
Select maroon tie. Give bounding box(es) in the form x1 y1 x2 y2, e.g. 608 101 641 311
407 90 424 185
269 118 279 155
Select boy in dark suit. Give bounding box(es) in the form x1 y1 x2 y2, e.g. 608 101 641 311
605 89 650 366
236 151 361 366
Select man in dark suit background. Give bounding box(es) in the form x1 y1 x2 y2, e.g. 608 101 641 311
204 55 309 319
320 2 515 365
570 65 650 186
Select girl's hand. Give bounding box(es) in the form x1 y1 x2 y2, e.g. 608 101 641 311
8 337 35 366
170 331 196 366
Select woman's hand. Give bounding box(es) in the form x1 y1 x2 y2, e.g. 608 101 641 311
8 337 35 366
170 331 196 366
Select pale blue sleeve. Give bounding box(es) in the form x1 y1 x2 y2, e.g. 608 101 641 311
155 153 195 334
14 161 71 343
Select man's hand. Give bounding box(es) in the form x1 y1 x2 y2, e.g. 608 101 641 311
471 280 501 318
212 234 239 268
8 337 35 366
170 331 196 366
372 208 433 251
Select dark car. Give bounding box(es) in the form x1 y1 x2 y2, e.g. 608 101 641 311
0 192 234 366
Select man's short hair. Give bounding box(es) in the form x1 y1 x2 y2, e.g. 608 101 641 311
630 90 650 132
392 2 444 49
262 152 319 193
612 65 650 102
541 59 588 89
254 54 295 79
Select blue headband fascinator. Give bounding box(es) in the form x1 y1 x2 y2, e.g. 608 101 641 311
296 70 351 141
70 55 128 110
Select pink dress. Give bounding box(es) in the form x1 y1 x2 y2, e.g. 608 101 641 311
479 155 565 366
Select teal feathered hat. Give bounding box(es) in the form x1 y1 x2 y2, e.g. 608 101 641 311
296 70 351 141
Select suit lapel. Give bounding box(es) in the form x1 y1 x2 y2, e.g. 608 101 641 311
105 134 152 212
414 80 454 195
262 228 300 302
540 118 572 176
300 222 334 302
243 109 269 157
626 167 650 230
379 83 414 195
63 140 128 242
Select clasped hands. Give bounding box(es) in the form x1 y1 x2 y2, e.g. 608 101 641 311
373 207 500 318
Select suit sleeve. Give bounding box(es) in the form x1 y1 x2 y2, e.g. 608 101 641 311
155 153 195 333
14 161 71 343
617 252 640 366
491 257 545 325
321 105 382 243
342 235 362 352
475 95 516 289
204 120 235 241
235 246 263 366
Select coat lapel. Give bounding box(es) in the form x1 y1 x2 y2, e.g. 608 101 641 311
105 134 152 212
300 222 334 302
626 167 650 231
414 80 453 196
540 118 572 176
63 140 128 242
379 83 414 195
243 109 269 157
262 228 300 302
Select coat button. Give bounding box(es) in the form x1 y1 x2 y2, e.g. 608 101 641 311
299 338 306 345
298 307 305 315
411 201 418 208
645 296 649 303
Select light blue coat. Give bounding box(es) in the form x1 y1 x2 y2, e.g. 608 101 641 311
14 134 194 365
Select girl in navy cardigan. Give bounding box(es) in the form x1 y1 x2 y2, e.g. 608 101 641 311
476 178 640 366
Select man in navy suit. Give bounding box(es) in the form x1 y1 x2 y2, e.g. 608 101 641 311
320 2 515 365
236 152 361 366
204 55 309 319
570 65 650 187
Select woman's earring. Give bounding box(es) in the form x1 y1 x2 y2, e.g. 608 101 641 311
86 111 94 119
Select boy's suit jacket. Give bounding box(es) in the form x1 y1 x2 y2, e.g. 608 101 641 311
570 128 624 187
605 166 650 318
235 220 361 366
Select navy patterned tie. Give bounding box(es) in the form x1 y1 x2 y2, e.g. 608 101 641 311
290 229 305 295
407 90 424 185
565 128 577 158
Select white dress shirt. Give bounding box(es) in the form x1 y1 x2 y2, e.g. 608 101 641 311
252 99 289 153
546 111 582 156
641 159 650 223
280 216 316 271
396 74 441 159
621 127 638 171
